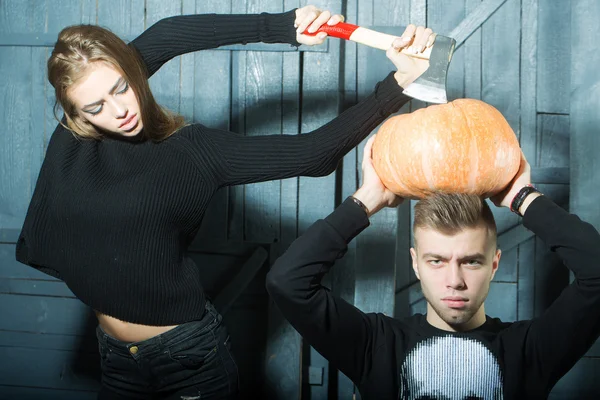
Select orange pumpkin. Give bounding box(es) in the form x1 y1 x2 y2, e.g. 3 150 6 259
372 99 521 199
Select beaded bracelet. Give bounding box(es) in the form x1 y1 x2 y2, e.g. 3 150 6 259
349 196 370 216
510 184 540 217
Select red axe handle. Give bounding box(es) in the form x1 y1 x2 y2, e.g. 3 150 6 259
303 22 431 60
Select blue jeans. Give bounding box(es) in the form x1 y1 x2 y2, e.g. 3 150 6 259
96 301 239 399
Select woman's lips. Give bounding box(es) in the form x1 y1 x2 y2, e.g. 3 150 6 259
120 113 137 130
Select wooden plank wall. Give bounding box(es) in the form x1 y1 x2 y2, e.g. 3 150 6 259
1 0 599 398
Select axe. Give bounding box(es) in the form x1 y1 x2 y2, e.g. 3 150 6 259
304 22 456 104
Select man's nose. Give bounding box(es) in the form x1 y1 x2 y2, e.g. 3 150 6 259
446 263 466 290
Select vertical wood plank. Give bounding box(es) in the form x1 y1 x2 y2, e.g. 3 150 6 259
243 0 284 244
96 0 145 38
516 0 538 322
192 0 232 245
264 1 302 398
486 282 518 322
334 0 360 395
297 1 342 397
228 0 248 242
557 0 600 380
0 0 40 235
464 0 482 100
536 0 570 115
481 0 521 260
427 0 466 101
402 0 427 320
569 0 600 226
145 0 181 114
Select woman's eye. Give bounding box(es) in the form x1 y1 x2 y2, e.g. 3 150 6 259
88 106 102 115
117 82 129 94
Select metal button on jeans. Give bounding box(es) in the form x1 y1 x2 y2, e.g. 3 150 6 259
129 345 139 355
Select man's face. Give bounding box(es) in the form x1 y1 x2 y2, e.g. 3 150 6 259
410 224 501 331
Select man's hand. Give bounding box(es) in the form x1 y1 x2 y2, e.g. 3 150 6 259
386 24 437 88
352 135 404 217
295 5 344 46
490 150 541 214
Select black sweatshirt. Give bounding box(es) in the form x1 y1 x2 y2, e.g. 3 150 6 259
266 196 600 399
15 10 411 325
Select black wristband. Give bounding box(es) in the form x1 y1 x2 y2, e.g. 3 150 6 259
349 196 370 216
510 184 540 217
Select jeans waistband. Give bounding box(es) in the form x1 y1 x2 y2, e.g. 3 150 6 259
96 300 221 358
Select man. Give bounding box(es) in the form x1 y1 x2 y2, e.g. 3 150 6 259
266 135 600 399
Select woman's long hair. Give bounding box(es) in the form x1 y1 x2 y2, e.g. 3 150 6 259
48 24 185 141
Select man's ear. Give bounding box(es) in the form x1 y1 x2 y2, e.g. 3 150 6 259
410 247 421 280
490 248 501 281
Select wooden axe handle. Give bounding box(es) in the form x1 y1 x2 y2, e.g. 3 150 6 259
303 22 432 60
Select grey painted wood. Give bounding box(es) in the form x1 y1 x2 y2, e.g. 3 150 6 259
243 0 284 244
494 245 517 283
0 0 44 237
428 0 466 102
229 29 248 242
213 247 268 315
517 0 538 326
0 346 101 391
568 0 600 369
192 0 231 245
297 0 343 397
0 293 93 334
464 0 482 99
486 282 518 322
449 0 507 49
146 0 181 114
537 0 570 115
264 0 302 396
0 34 326 52
331 0 360 396
517 236 536 320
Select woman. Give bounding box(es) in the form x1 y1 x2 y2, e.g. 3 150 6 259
15 4 435 400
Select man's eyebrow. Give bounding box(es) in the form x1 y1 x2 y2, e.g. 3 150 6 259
457 253 487 262
82 77 124 109
421 252 447 260
421 252 487 262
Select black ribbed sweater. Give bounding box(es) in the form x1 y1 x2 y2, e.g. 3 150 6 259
16 9 411 325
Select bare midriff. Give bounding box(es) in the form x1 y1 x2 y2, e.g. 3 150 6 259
96 311 178 343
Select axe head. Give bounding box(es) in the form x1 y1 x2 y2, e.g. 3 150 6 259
402 35 456 104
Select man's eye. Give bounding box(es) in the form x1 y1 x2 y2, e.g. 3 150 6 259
428 260 442 266
465 260 481 266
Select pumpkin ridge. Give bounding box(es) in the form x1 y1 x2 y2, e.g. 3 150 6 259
383 127 412 195
455 100 480 194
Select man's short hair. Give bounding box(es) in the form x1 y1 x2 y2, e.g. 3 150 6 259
413 192 497 246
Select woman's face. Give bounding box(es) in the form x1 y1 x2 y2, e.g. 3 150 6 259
69 62 143 137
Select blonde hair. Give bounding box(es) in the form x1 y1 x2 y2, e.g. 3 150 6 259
413 192 497 244
48 24 185 141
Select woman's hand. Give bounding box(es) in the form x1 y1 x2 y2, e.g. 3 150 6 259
386 25 437 88
295 5 344 46
352 135 404 217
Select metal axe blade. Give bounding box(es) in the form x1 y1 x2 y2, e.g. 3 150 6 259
402 35 456 104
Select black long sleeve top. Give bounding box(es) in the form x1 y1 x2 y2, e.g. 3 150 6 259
15 10 411 325
266 196 600 399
